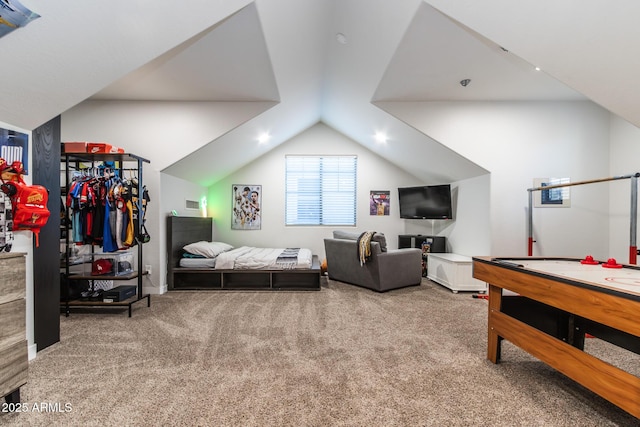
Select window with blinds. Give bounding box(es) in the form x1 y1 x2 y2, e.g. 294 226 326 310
285 155 357 226
541 177 570 205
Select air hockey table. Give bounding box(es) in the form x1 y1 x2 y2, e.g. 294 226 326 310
472 256 640 418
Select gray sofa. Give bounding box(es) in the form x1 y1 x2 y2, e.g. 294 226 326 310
323 230 422 292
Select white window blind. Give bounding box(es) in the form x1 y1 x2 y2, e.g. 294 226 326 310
285 155 357 226
541 177 570 205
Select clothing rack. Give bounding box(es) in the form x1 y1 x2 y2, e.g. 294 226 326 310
61 152 151 317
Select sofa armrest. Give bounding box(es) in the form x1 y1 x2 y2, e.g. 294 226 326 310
376 248 422 290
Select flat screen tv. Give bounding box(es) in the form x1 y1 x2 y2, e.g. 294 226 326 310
398 184 453 219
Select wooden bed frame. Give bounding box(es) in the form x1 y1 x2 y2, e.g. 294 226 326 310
166 216 321 291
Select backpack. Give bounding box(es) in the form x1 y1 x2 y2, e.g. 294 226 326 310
0 159 51 247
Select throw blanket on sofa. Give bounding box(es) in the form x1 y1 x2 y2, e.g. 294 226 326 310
357 231 376 266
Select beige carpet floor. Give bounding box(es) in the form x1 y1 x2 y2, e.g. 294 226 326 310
2 278 638 426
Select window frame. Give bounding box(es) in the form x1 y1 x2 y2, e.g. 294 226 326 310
284 155 357 226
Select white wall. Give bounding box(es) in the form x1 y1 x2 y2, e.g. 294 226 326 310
159 173 208 292
447 174 491 257
609 114 640 263
400 175 491 256
62 100 277 172
380 100 613 259
160 174 208 218
207 122 482 258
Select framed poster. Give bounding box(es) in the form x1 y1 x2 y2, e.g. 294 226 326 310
232 184 261 230
533 177 571 208
370 190 390 216
0 127 28 174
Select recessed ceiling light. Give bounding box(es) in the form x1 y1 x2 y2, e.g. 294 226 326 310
374 132 387 143
336 33 347 44
258 132 271 144
534 66 541 71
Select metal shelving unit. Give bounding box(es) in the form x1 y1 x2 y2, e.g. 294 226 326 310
60 152 151 317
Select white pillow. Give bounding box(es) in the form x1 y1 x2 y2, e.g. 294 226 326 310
183 241 234 258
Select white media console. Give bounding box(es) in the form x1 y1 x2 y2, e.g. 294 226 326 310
427 253 487 293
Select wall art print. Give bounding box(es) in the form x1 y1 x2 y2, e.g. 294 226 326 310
0 0 40 38
370 190 390 216
533 177 571 208
232 184 261 230
0 127 28 174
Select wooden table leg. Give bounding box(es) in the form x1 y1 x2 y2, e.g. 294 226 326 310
487 284 502 363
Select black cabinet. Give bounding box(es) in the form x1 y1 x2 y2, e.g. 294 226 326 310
398 235 446 277
398 235 446 252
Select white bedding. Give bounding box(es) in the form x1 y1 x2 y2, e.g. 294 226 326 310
214 246 313 270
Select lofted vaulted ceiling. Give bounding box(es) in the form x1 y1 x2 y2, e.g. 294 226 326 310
1 0 638 186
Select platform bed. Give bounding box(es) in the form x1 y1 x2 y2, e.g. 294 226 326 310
167 216 321 291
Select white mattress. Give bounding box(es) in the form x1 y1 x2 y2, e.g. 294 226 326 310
179 257 217 268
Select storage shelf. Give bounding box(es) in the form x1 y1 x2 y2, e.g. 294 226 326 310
61 294 151 317
61 151 151 317
68 271 148 281
62 152 149 164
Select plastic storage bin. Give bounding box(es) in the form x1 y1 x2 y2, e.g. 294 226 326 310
85 252 134 276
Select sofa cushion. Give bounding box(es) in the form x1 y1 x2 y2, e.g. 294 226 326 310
372 233 387 252
333 230 361 240
333 230 387 252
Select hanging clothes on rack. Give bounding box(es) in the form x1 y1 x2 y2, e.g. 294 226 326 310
67 171 95 244
65 162 149 253
90 177 106 244
120 177 135 247
102 172 119 253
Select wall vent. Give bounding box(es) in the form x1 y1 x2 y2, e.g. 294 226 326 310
185 199 200 210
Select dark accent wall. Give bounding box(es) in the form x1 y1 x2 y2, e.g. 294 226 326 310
31 116 61 351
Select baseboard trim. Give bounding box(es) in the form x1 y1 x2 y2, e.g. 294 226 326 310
28 343 37 361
